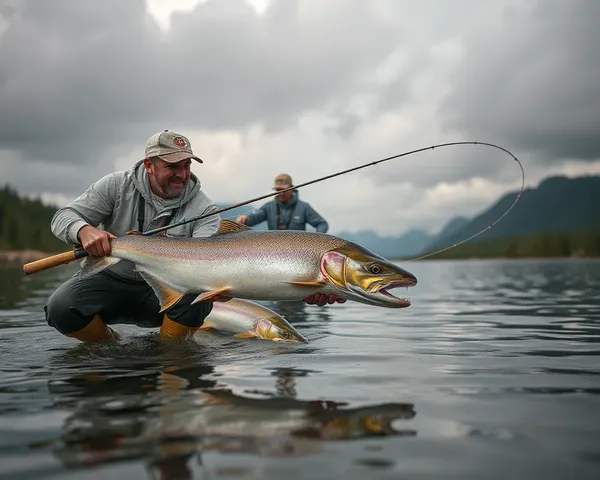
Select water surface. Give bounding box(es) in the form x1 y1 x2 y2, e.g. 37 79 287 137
1 259 599 479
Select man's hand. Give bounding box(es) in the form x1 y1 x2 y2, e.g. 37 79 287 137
236 215 248 225
78 225 117 257
304 294 347 307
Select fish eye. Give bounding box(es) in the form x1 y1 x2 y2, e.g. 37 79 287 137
368 264 383 274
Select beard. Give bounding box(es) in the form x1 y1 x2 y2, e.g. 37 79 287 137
153 176 186 198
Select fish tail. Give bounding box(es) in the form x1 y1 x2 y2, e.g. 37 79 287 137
79 255 122 279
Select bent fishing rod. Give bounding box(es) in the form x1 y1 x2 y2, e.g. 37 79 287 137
22 141 525 276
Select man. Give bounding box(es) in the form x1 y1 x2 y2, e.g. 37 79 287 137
236 174 329 233
45 131 343 344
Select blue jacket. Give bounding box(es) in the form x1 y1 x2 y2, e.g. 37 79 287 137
244 191 328 233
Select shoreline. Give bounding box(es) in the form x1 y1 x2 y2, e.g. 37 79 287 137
0 249 58 265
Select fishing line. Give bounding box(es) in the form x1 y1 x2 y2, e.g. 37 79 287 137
158 141 525 262
147 141 525 261
403 143 525 261
146 141 525 240
21 141 524 275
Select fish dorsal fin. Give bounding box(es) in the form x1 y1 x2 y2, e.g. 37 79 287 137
216 219 251 234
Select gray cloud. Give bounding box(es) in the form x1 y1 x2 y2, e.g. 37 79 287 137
357 142 523 190
1 151 111 199
0 1 158 159
1 0 597 237
0 0 402 186
439 0 600 162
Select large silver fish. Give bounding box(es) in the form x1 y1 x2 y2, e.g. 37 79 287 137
200 298 307 343
80 220 417 312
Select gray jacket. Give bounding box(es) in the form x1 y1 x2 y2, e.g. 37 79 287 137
244 191 328 233
51 160 221 281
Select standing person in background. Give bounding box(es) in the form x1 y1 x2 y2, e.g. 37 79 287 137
236 174 329 233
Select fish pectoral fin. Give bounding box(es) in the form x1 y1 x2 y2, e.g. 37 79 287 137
79 255 122 279
191 287 232 303
234 331 258 339
124 230 142 235
215 219 252 234
286 280 328 287
138 271 186 313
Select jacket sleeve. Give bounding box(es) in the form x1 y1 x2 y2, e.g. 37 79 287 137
192 203 222 238
305 203 329 233
50 173 120 245
244 203 268 227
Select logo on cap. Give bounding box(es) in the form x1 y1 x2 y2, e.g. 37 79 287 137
173 137 187 148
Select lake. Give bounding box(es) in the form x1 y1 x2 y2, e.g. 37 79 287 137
1 258 599 479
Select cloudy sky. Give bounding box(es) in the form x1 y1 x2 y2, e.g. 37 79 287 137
0 0 598 236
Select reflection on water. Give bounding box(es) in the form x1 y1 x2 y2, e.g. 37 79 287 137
1 259 600 479
41 340 415 478
0 263 79 326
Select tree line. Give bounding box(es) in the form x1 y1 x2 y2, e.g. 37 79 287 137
423 231 600 259
0 185 65 252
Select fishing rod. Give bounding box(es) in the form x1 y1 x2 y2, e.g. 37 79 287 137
22 141 524 275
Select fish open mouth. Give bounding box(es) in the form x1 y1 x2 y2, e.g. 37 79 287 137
376 278 416 307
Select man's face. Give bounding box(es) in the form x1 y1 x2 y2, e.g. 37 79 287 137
275 186 293 202
145 157 192 199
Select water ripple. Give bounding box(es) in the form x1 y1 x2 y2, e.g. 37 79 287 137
0 259 599 479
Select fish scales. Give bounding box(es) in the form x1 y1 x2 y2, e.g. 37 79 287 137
111 231 349 301
80 220 417 308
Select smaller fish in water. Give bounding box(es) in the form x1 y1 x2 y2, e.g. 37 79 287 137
199 298 307 343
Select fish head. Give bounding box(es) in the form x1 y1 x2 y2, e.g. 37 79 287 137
320 244 417 308
255 317 308 343
297 402 416 439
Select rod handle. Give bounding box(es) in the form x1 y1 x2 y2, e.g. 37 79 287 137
22 249 88 275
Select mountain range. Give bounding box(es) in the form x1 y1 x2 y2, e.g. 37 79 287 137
216 202 434 258
216 175 598 259
337 175 599 259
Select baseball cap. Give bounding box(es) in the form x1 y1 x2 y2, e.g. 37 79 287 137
273 173 293 189
145 130 203 164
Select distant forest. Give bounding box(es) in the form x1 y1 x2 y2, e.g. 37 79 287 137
425 231 600 259
0 185 65 252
